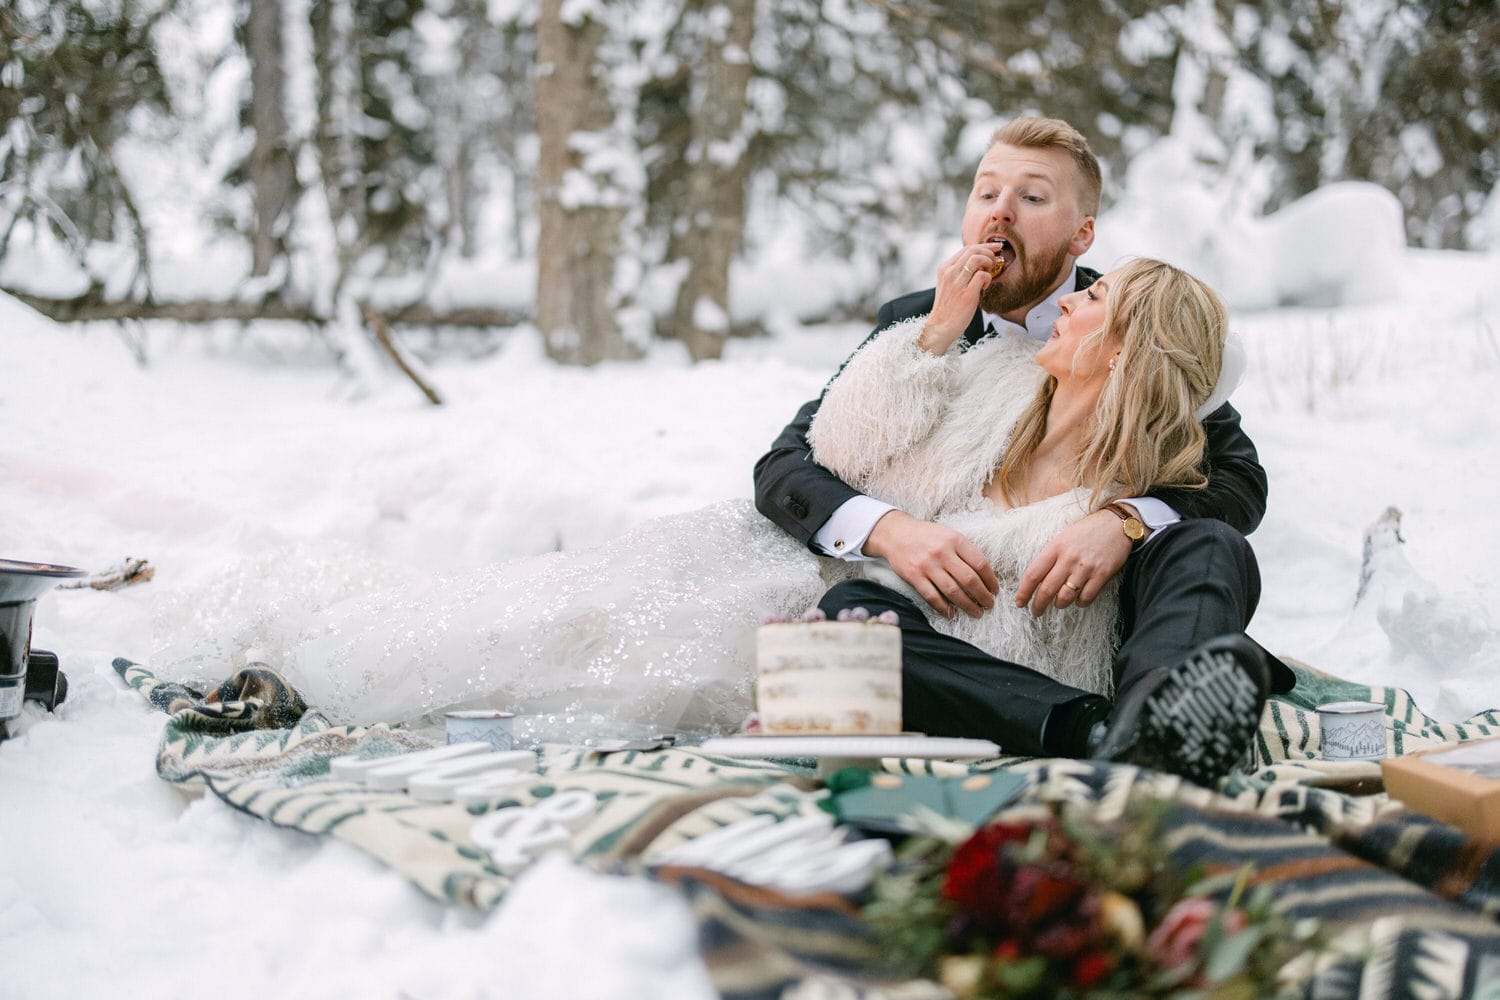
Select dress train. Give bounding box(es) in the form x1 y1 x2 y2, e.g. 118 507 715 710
151 500 833 739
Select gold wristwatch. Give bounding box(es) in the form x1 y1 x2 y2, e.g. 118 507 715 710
1106 503 1147 543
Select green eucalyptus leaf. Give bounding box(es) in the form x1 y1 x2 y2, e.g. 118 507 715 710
1204 926 1268 984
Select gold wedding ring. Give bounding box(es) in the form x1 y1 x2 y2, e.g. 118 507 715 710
1062 580 1081 592
961 266 972 277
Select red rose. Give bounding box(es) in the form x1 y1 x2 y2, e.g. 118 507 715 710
1072 950 1115 988
942 822 1032 914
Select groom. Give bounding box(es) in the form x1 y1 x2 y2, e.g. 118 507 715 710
752 117 1293 786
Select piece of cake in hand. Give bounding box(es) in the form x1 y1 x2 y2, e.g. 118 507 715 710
755 608 903 735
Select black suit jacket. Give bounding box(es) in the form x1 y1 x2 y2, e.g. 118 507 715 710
753 267 1268 547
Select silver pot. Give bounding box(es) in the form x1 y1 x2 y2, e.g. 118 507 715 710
0 560 86 730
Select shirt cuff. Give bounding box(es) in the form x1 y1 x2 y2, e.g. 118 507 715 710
1118 496 1180 542
813 495 898 560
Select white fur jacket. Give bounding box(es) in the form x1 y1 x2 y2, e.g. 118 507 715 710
808 316 1119 697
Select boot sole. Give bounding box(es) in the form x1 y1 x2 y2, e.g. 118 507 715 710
1130 645 1265 786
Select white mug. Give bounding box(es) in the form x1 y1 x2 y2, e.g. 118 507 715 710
445 710 515 752
1317 700 1386 760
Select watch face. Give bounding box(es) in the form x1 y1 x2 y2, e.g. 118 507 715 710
1123 517 1146 541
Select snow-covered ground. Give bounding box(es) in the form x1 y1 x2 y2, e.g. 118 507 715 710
2 235 1499 998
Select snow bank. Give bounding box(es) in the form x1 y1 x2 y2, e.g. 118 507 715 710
1089 138 1408 311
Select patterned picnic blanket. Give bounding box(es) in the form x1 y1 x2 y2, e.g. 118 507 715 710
113 657 831 909
116 656 1500 999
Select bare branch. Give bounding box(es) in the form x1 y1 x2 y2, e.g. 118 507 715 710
362 306 444 406
2 287 527 330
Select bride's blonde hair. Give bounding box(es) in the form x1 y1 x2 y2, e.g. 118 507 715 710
996 258 1227 509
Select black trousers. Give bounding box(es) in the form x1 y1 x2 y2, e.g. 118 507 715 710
818 519 1291 757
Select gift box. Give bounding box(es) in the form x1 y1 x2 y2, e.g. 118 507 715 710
1381 733 1500 843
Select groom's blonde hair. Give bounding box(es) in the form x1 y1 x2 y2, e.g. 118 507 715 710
996 258 1226 509
991 118 1102 216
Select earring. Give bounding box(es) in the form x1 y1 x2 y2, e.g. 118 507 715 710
1108 357 1117 373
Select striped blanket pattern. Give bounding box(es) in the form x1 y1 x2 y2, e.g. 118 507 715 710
117 656 1500 998
114 657 829 910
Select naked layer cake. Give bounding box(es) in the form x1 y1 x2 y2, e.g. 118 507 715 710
755 620 902 735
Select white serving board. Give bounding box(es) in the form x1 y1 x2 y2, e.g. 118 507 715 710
699 734 1000 760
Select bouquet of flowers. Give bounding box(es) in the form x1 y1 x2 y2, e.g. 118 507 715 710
862 804 1318 999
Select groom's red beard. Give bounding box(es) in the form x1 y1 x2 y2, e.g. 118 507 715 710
980 238 1073 316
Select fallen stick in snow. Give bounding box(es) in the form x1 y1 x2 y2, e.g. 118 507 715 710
58 558 155 591
362 306 445 406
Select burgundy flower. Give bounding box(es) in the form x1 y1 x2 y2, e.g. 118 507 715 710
1031 914 1098 960
941 819 1107 965
1016 866 1087 927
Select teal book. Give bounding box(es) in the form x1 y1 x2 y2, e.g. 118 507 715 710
829 770 1027 833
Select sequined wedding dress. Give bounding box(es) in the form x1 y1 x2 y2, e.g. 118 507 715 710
151 501 835 738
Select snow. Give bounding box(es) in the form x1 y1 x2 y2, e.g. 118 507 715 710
1093 136 1408 311
692 294 729 332
4 177 1500 999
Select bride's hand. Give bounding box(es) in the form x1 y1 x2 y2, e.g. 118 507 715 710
918 244 999 354
1016 511 1132 616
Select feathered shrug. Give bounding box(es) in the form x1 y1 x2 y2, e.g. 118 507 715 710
808 316 1119 696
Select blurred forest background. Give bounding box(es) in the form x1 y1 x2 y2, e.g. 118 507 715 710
2 0 1497 366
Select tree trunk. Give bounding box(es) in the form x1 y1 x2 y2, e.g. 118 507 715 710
454 0 486 259
670 0 757 362
310 0 364 298
534 0 634 365
446 133 478 259
246 0 296 278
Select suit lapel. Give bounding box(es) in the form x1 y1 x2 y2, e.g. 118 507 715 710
961 309 987 348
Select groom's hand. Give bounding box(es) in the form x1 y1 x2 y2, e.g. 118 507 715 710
1017 510 1132 617
864 510 999 619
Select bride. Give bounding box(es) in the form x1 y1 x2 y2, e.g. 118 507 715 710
151 257 1240 749
806 257 1265 776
